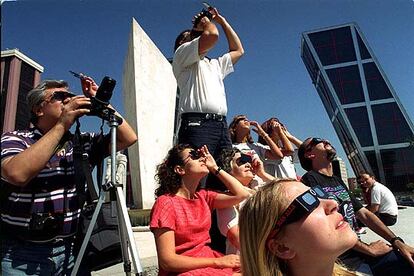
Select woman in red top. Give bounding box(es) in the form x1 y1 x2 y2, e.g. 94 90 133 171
150 144 250 276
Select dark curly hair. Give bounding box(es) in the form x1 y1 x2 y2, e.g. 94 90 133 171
217 148 241 174
154 144 193 197
229 115 253 144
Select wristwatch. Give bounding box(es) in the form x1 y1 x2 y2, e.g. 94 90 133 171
214 166 222 176
390 236 404 248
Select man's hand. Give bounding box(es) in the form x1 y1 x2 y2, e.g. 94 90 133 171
394 240 414 267
367 240 392 257
80 75 98 98
57 96 90 131
209 7 225 25
193 12 212 31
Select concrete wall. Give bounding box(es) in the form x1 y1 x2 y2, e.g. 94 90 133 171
123 18 177 209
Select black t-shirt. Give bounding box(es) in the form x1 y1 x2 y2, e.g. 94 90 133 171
301 170 363 231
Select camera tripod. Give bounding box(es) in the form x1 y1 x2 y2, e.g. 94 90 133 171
72 112 143 276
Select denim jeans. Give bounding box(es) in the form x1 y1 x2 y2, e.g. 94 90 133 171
367 249 414 276
1 236 75 276
178 117 232 191
178 117 232 158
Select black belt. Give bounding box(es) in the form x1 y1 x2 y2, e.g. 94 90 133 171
181 112 226 122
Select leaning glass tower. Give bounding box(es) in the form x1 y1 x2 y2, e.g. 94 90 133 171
301 23 414 191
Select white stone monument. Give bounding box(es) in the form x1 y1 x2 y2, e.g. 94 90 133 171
123 18 177 209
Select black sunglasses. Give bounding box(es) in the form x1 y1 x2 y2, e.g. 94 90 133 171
45 91 74 102
236 153 253 166
183 149 202 164
267 186 329 241
305 137 328 151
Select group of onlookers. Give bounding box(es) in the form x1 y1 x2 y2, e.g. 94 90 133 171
1 4 412 276
149 5 414 276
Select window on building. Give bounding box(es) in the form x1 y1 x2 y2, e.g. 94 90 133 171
301 41 319 83
381 147 414 191
356 31 371 60
308 26 356 66
326 65 365 104
317 77 337 118
363 62 392 101
371 103 413 145
344 106 373 147
364 150 379 178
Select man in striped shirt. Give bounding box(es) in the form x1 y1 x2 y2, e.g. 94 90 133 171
1 78 137 275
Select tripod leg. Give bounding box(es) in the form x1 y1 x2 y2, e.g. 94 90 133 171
71 193 106 276
115 185 143 275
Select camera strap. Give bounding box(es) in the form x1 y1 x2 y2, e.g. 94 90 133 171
73 120 99 207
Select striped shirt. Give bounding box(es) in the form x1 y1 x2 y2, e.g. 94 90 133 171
1 128 106 242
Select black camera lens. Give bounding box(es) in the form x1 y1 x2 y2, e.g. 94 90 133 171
95 76 116 105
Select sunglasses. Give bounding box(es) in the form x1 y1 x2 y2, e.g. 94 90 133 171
45 91 74 103
183 149 202 163
305 137 328 151
236 153 253 166
267 186 329 241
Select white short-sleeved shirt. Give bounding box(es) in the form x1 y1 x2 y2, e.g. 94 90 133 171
232 142 268 160
371 182 398 216
172 37 234 115
263 150 298 179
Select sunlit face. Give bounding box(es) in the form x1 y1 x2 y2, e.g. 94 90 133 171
276 182 357 260
180 148 209 176
358 174 375 189
235 117 250 132
37 87 70 123
305 138 337 162
230 152 254 186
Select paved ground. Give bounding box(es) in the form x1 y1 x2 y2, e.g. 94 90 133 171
92 206 414 275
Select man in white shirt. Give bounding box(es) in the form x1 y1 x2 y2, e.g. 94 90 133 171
358 172 399 226
173 6 244 163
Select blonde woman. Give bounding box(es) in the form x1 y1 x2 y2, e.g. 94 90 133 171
239 180 358 276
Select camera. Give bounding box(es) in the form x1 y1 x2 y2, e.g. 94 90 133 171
192 4 213 28
88 76 116 119
29 212 64 240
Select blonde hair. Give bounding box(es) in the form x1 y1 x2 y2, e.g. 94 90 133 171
239 179 357 276
239 179 291 276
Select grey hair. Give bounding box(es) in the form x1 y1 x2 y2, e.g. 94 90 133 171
27 80 68 124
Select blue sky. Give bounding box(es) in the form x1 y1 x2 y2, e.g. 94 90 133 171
2 0 413 176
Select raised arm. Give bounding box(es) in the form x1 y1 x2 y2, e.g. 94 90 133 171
356 207 414 266
250 121 283 160
200 145 250 209
193 14 219 56
209 8 244 65
1 96 91 186
283 127 303 148
81 76 137 152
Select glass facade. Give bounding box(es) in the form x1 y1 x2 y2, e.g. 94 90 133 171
381 148 414 191
301 23 414 191
326 65 365 104
363 63 392 100
308 26 356 66
372 102 412 145
344 107 373 147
